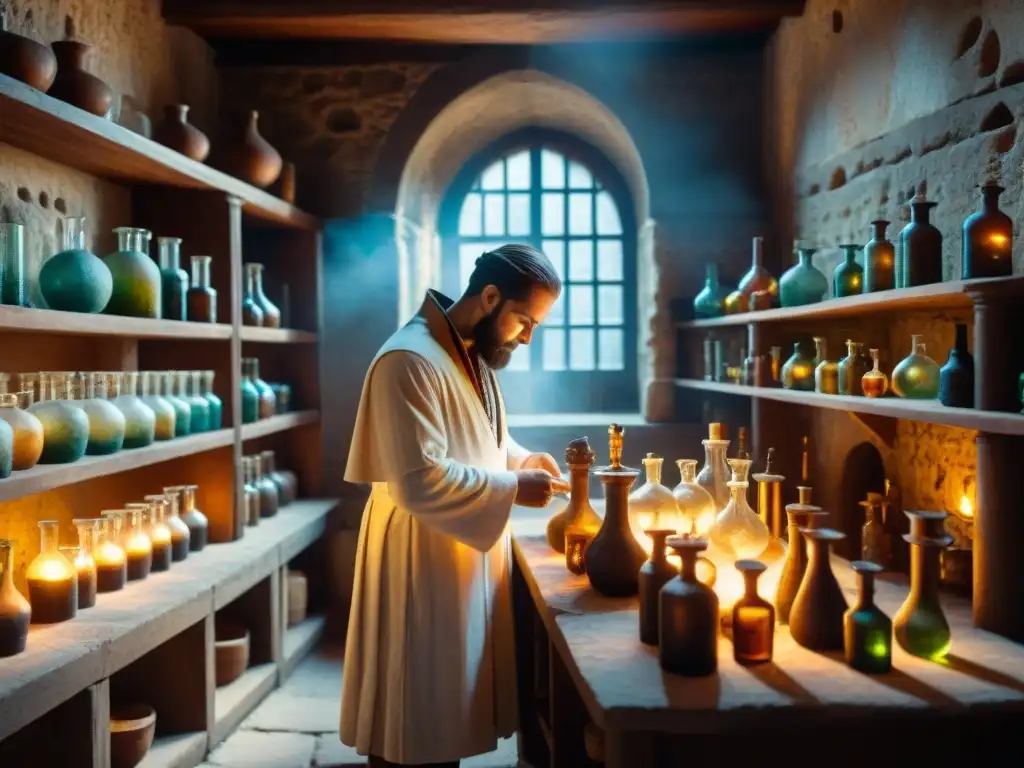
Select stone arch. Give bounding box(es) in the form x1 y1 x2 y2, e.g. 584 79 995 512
388 68 670 419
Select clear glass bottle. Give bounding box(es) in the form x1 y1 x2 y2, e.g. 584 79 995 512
779 246 828 307
693 263 727 319
709 459 770 561
251 359 276 419
38 215 112 314
0 222 28 307
781 342 815 391
696 422 731 512
0 538 31 657
0 392 38 472
832 243 863 298
123 506 153 581
113 371 156 449
184 371 210 433
144 495 173 572
78 371 126 455
860 492 887 565
861 348 889 398
186 254 217 323
254 454 279 518
159 371 191 436
71 518 98 609
201 370 223 429
243 458 261 526
241 358 260 424
162 486 191 560
26 520 78 623
181 484 208 551
672 459 716 538
28 372 89 464
812 337 839 394
891 334 940 399
103 227 161 318
628 454 686 556
659 536 719 677
732 559 774 665
894 510 953 660
260 449 290 506
140 371 176 441
157 236 188 322
844 561 892 674
246 263 281 328
95 512 128 592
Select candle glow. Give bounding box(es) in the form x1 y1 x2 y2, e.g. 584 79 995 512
126 533 153 556
95 540 126 566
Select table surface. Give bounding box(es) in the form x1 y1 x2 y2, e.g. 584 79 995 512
509 503 1024 733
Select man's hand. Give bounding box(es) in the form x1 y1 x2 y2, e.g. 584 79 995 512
520 452 561 476
514 469 571 508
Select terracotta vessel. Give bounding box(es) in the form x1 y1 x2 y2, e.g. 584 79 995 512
774 488 826 624
214 618 250 686
154 104 210 162
49 39 113 117
0 15 57 91
221 110 283 188
110 703 156 768
789 527 848 651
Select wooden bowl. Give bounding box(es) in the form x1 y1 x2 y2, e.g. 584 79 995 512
287 571 307 627
110 703 156 768
215 618 250 687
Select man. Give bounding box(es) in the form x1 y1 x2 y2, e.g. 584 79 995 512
341 243 571 768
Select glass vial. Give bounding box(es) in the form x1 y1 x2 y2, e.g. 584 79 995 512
158 236 188 321
123 506 153 581
144 495 174 572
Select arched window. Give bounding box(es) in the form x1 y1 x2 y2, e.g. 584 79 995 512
440 129 638 415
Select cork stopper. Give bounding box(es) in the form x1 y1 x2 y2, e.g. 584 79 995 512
565 437 595 467
797 486 813 505
708 422 723 440
608 423 624 469
904 510 953 546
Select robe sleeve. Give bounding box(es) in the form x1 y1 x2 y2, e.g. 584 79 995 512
506 434 532 471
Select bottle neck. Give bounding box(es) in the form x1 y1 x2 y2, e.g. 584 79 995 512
982 188 1001 211
871 223 887 240
705 263 718 287
183 487 196 514
678 460 696 483
955 324 969 352
643 458 663 486
743 571 760 598
799 250 814 266
191 257 211 288
0 543 13 584
122 372 138 397
909 541 942 602
62 217 86 251
814 338 826 361
39 523 59 554
158 239 181 271
262 453 275 472
910 203 932 224
246 265 259 296
680 551 698 581
76 525 94 551
857 572 875 606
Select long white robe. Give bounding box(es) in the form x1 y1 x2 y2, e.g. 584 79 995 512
341 290 532 764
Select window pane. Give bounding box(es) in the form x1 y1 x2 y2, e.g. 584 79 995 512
507 344 530 371
568 161 593 189
598 285 623 325
568 240 594 282
507 151 530 190
542 239 565 280
484 194 505 236
481 160 505 190
547 292 565 325
459 244 480 291
597 240 624 281
569 285 594 326
543 328 566 371
569 193 593 235
598 328 624 370
507 193 530 236
458 193 482 236
541 193 565 236
596 191 622 235
541 149 565 189
569 328 595 370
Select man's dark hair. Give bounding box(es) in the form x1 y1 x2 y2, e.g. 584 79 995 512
464 243 562 302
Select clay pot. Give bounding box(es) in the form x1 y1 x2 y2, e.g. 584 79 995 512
154 104 210 162
287 570 308 627
0 16 57 92
221 110 283 188
214 617 250 686
49 40 113 117
109 703 156 768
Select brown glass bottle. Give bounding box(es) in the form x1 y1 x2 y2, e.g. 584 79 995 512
247 263 281 328
732 560 774 665
789 528 848 651
187 255 217 323
638 529 677 646
962 182 1013 279
775 486 826 624
863 220 895 292
659 536 718 676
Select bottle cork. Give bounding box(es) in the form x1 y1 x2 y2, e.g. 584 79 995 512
709 422 723 440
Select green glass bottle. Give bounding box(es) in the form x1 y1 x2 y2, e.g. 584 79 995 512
891 334 940 399
157 236 188 322
894 510 953 660
781 342 815 391
693 263 727 319
27 373 89 464
779 247 828 307
184 371 211 433
863 220 895 293
843 561 892 674
832 244 863 298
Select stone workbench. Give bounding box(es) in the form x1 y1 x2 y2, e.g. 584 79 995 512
509 505 1024 768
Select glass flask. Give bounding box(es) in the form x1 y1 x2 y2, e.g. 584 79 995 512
672 459 716 538
779 246 828 307
696 422 731 512
186 254 217 323
71 518 98 609
250 359 276 419
0 538 31 657
260 449 290 507
789 528 848 651
709 459 770 561
891 334 940 399
254 453 279 518
113 371 156 449
844 561 892 674
897 196 943 288
638 529 677 646
95 512 128 592
144 495 173 572
201 370 223 429
628 454 686 555
103 226 161 318
962 182 1013 279
737 236 778 306
781 342 815 391
38 215 113 313
246 263 281 328
894 510 953 660
693 262 727 319
162 487 191 560
78 371 126 455
123 506 153 581
938 323 975 408
157 236 188 321
775 486 826 625
180 484 209 551
159 371 191 436
832 243 863 298
241 359 261 424
28 372 89 464
242 265 265 326
173 370 206 433
242 458 261 526
659 536 719 677
838 340 871 396
0 222 28 307
860 493 887 565
184 371 211 433
139 371 176 440
863 220 895 293
732 560 774 665
812 336 839 394
861 348 889 398
26 520 78 623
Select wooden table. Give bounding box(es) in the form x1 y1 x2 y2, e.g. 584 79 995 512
509 506 1024 768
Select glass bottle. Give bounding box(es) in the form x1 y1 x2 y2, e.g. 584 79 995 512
861 348 889 398
693 263 726 319
659 536 719 677
768 346 783 387
891 334 940 399
844 561 892 674
250 359 276 419
70 519 98 609
260 449 290 506
242 264 265 326
781 342 815 391
812 336 839 394
123 507 153 581
139 371 176 441
894 510 953 660
113 371 156 449
271 383 292 414
173 371 206 433
741 348 760 387
672 459 716 538
938 323 974 408
638 528 678 645
157 236 188 321
863 220 896 292
0 222 28 307
186 255 217 323
185 371 211 433
180 484 209 551
723 289 747 315
709 459 770 561
696 422 731 512
832 243 863 298
144 495 174 572
159 371 191 436
628 454 686 556
774 487 825 625
201 370 223 429
860 493 886 564
241 358 261 424
962 182 1013 279
779 246 829 307
78 371 126 455
789 528 848 651
162 487 191 560
0 538 31 657
897 196 943 288
26 520 78 623
0 392 40 471
732 560 774 665
242 458 261 526
95 512 128 592
28 372 89 463
103 227 161 318
246 263 281 328
737 236 778 306
38 215 113 313
837 340 871 396
254 454 279 518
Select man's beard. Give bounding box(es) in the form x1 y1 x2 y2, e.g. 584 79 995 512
471 308 518 370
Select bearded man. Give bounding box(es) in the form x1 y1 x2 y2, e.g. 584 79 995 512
340 243 570 768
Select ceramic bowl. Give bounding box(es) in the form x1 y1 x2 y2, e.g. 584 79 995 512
214 617 250 686
110 702 156 768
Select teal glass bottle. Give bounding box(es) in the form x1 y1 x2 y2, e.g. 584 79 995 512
251 359 276 419
897 197 943 288
103 227 162 318
894 510 953 660
79 371 125 455
201 371 223 429
157 236 188 322
781 343 815 391
832 244 863 298
963 182 1013 279
779 247 828 307
241 359 260 424
863 220 896 292
113 371 156 449
891 334 940 399
159 371 191 436
184 371 210 433
693 263 727 319
38 216 113 314
843 561 892 674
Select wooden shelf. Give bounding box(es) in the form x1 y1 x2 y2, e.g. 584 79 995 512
674 378 1024 435
239 326 318 343
212 662 278 746
0 74 317 230
0 428 235 503
675 275 1024 329
281 615 325 681
0 306 233 339
241 410 319 441
137 731 207 768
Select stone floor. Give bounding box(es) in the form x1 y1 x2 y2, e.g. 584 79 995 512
202 646 520 768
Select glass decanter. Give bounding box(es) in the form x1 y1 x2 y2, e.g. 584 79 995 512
0 390 43 470
159 371 192 436
139 371 176 441
693 262 727 319
71 518 98 609
246 263 281 328
186 254 217 323
812 336 839 394
891 334 940 399
26 520 78 623
95 512 128 592
779 246 828 307
0 538 31 657
781 342 815 391
628 454 686 556
184 371 211 433
144 494 173 572
113 371 156 449
709 458 770 561
695 423 731 512
104 226 160 318
201 370 223 429
861 348 889 398
78 371 125 455
241 358 261 424
157 236 188 321
732 559 774 665
844 561 892 674
242 262 266 326
162 487 192 560
672 459 716 538
832 243 863 297
28 372 89 464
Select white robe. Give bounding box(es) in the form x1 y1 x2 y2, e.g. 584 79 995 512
340 290 533 764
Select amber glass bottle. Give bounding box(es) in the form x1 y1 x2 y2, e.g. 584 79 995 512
732 559 774 664
187 255 217 323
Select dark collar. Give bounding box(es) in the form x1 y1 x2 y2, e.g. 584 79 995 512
417 289 485 404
